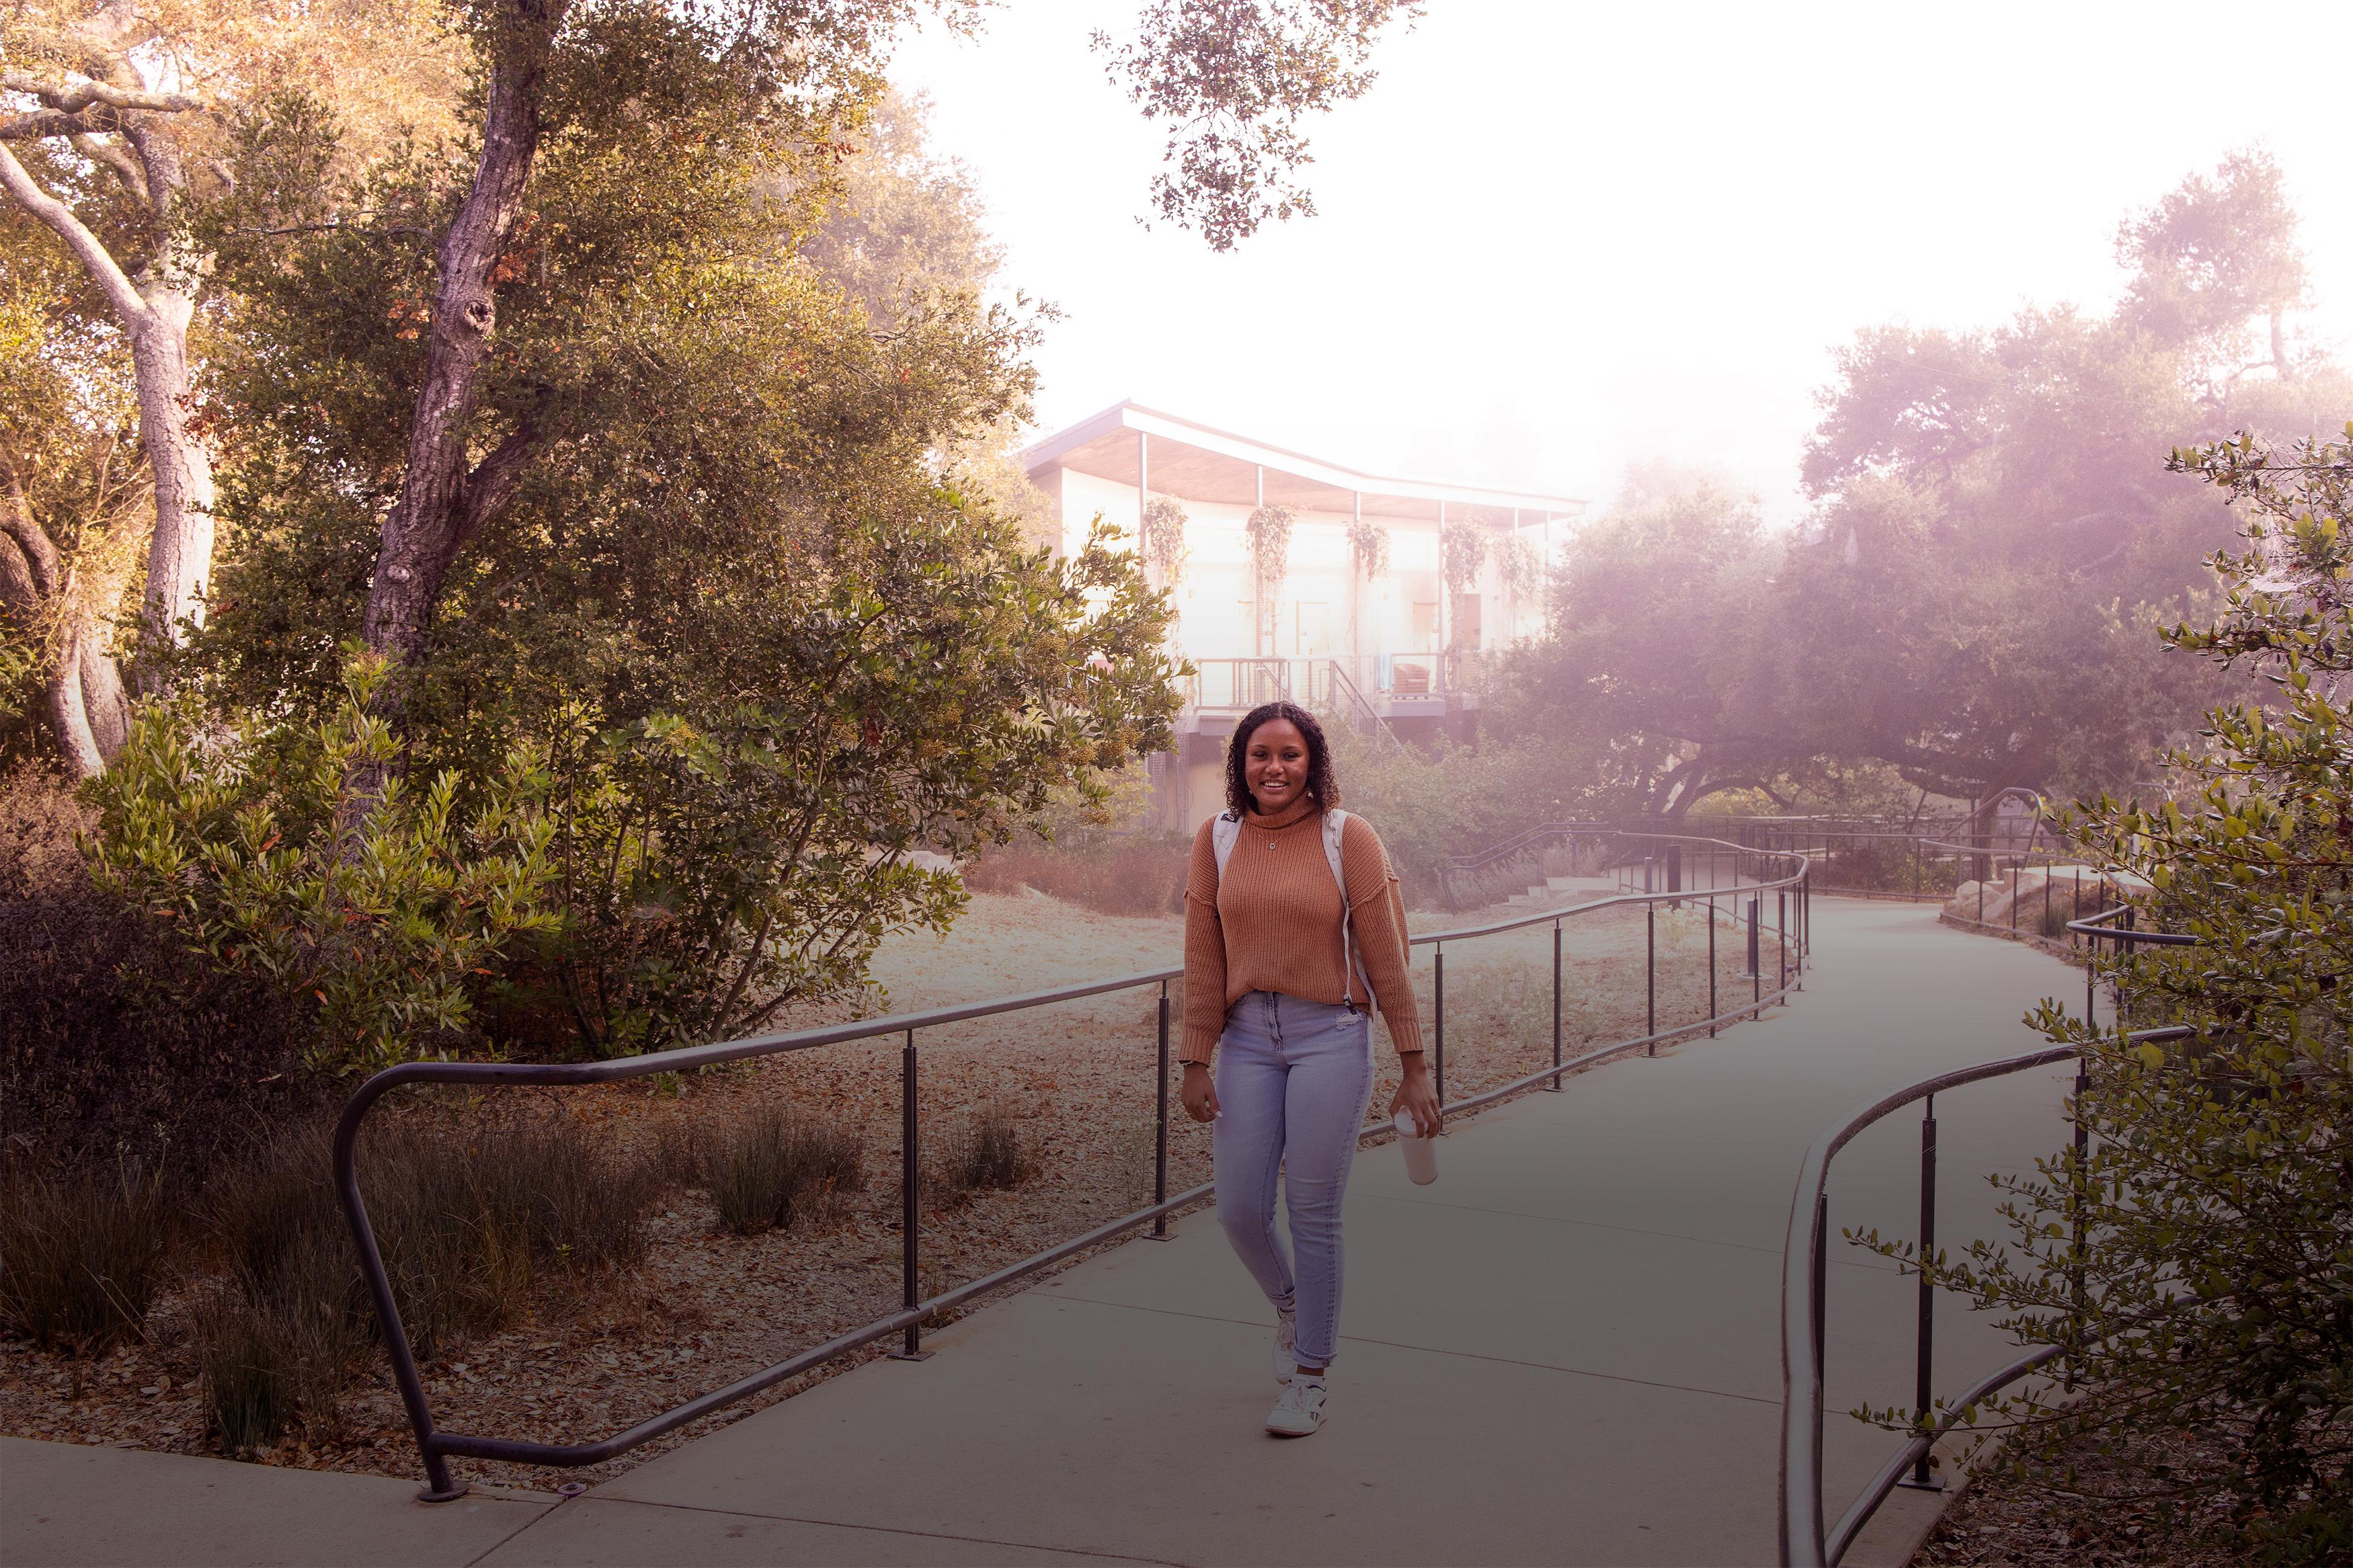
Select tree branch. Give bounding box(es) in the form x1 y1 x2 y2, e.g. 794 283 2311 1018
452 421 542 555
0 472 63 604
0 138 147 325
66 130 147 199
1 73 202 116
0 108 109 140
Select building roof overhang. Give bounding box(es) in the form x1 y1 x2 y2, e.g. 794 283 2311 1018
1021 401 1584 526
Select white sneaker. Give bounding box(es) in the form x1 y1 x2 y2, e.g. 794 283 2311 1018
1272 1309 1298 1383
1266 1376 1327 1438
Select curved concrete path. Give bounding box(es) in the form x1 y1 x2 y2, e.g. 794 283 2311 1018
5 899 2083 1568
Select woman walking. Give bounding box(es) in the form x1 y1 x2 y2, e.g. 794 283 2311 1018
1181 700 1438 1438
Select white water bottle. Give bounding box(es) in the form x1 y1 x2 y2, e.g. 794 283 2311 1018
1394 1108 1438 1186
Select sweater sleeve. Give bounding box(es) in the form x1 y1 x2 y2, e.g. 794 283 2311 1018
1340 815 1425 1056
1181 821 1228 1064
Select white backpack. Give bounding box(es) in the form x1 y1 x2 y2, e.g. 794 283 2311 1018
1211 807 1375 1012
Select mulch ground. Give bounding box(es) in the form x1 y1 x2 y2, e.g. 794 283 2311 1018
1920 1423 2253 1567
0 885 1776 1492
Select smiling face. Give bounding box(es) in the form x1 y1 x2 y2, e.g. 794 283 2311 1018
1243 717 1311 815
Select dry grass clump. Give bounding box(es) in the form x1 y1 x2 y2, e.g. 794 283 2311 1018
930 1108 1032 1201
701 1109 864 1235
189 1114 664 1450
0 1160 170 1354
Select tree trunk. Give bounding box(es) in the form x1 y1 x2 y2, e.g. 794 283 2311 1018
0 130 212 692
43 619 110 778
358 4 563 673
1 477 128 777
77 621 130 755
126 288 214 667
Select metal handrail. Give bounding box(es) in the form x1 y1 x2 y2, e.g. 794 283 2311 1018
2067 905 2199 946
339 831 1808 1499
1778 894 2198 1566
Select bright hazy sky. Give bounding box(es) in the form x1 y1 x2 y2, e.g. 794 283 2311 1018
891 1 2353 524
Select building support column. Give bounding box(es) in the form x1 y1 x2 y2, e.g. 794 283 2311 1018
1254 464 1269 657
1355 491 1374 677
1136 429 1151 585
1437 499 1449 688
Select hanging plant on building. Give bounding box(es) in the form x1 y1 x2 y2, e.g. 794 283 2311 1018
1246 505 1295 585
1141 497 1189 585
1246 505 1295 657
1441 518 1488 594
1347 519 1390 579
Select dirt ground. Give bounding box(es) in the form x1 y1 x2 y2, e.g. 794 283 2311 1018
0 884 1791 1492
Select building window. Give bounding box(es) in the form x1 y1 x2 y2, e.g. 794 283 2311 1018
1410 601 1439 653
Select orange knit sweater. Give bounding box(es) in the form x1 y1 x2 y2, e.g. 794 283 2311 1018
1181 800 1425 1064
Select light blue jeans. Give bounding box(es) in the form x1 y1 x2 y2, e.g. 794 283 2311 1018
1213 990 1375 1369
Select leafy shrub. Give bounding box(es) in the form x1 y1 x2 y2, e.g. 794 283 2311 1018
0 768 317 1174
1812 833 1926 893
703 1109 864 1235
1326 728 1600 901
1866 430 2353 1563
83 655 559 1075
0 1160 170 1353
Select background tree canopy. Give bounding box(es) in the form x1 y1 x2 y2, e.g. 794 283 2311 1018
1502 151 2353 825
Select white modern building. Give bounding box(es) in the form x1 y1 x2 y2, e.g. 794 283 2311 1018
1023 402 1585 832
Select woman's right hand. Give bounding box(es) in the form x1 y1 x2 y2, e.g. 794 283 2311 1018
1180 1062 1220 1122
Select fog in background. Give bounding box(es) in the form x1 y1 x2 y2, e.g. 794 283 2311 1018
893 0 2353 521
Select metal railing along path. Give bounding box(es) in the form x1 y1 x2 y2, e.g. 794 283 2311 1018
337 831 1809 1501
1778 906 2196 1567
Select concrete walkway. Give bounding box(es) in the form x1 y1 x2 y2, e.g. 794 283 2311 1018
5 899 2084 1567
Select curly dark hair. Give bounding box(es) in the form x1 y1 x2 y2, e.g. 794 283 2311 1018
1224 701 1342 818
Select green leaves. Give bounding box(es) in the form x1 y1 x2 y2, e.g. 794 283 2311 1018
84 651 560 1075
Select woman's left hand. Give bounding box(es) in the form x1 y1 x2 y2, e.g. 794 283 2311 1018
1388 1053 1442 1138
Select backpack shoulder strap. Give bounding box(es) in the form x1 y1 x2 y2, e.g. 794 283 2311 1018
1210 811 1242 879
1320 809 1349 894
1322 809 1376 1012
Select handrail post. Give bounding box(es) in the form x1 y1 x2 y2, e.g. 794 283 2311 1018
1778 888 1788 995
891 1028 934 1360
2119 906 2135 1025
1708 893 1718 1037
1749 896 1762 1014
1153 981 1170 1238
1900 1096 1944 1490
2068 1055 2090 1389
1811 1188 1829 1512
1433 941 1445 1108
1548 919 1564 1090
333 1087 466 1502
1645 899 1657 1053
